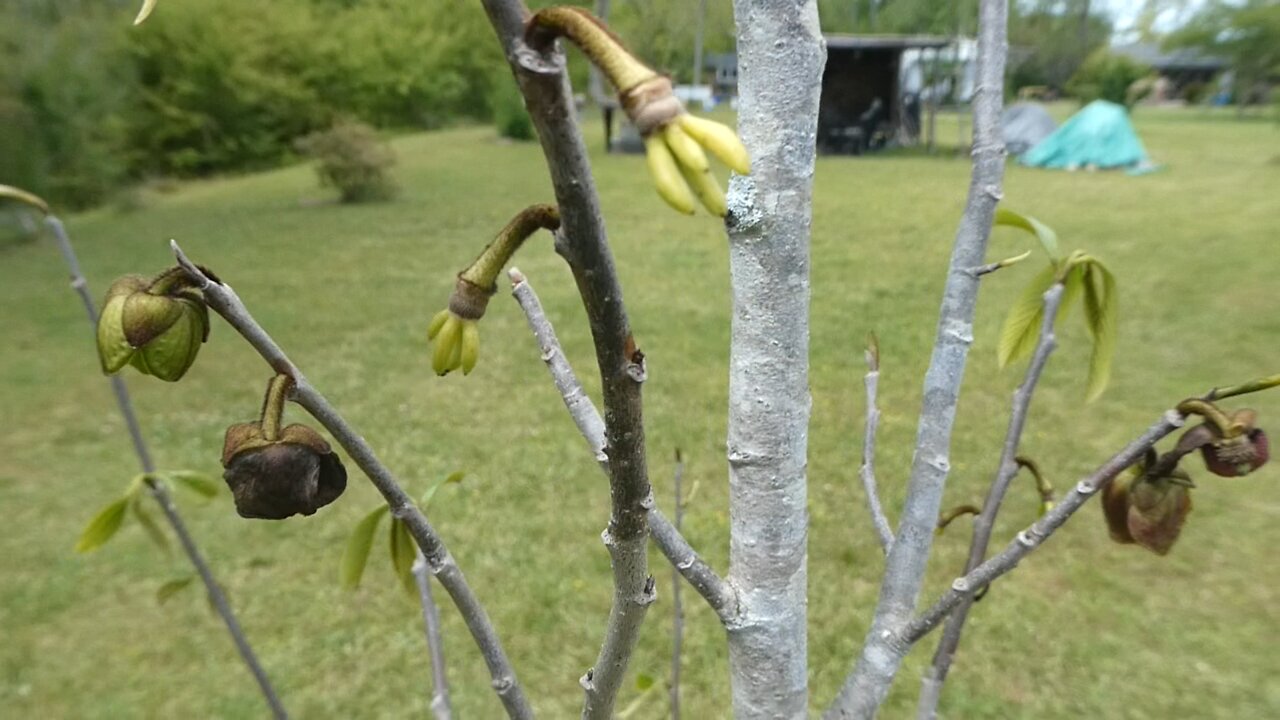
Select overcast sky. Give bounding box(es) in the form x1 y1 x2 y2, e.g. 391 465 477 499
1101 0 1208 38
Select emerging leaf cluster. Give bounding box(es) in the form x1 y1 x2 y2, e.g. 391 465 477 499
75 471 218 553
993 208 1119 402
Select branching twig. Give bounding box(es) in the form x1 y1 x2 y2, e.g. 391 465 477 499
44 217 287 719
412 550 453 720
918 283 1065 720
670 450 685 720
171 241 532 719
901 411 1186 644
508 269 737 620
480 6 654 716
861 334 894 554
827 0 1010 715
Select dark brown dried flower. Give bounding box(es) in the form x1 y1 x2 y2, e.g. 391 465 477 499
221 422 346 520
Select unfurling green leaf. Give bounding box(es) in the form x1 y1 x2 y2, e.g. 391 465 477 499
635 673 656 691
131 497 171 554
165 470 219 499
419 470 467 509
994 208 1060 261
156 576 195 605
75 497 131 553
389 519 418 595
1082 260 1118 402
998 264 1057 368
341 506 389 589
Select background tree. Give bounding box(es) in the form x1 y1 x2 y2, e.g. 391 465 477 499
1165 0 1280 107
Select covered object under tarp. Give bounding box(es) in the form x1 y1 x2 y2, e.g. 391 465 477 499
1001 102 1057 156
1022 100 1149 170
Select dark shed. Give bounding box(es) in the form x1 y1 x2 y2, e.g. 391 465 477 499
819 34 950 154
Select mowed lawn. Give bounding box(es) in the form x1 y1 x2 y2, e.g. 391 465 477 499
1 107 1278 718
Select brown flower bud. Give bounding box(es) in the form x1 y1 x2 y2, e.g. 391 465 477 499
1103 448 1194 555
221 422 347 520
1126 471 1193 556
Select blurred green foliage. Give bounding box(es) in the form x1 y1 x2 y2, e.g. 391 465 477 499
1066 50 1153 108
1 0 507 208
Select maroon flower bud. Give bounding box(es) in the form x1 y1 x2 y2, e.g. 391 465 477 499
1178 408 1270 478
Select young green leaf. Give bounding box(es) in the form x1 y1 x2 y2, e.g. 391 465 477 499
156 576 195 605
75 497 131 553
994 208 1060 261
635 673 656 691
165 470 220 499
997 263 1057 368
389 519 418 595
1057 262 1086 322
1082 260 1118 402
130 497 171 554
419 470 467 509
341 505 389 589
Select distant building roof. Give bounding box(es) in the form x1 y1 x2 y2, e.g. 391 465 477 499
1112 43 1227 72
825 34 951 51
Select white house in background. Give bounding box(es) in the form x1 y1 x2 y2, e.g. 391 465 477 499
901 37 978 104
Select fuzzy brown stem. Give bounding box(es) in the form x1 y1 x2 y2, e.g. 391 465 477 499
259 373 293 442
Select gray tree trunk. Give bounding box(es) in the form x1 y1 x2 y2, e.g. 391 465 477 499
725 2 826 717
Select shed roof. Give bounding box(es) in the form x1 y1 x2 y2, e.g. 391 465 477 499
1112 43 1227 72
825 34 951 51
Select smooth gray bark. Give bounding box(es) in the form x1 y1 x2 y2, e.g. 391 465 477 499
412 551 453 720
827 0 1009 716
725 2 826 717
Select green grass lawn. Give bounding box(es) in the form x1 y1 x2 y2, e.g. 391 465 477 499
2 107 1278 718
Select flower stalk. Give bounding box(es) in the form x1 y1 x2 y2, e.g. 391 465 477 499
525 6 749 217
428 204 560 375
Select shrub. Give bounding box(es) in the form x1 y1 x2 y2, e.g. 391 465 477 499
1066 49 1152 108
294 120 398 203
491 77 535 141
1181 81 1210 105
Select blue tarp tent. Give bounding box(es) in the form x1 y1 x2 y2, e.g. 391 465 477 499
1022 100 1149 171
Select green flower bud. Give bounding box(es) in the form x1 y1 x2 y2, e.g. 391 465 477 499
96 268 210 382
427 205 559 376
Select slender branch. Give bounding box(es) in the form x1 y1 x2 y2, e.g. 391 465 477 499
901 411 1187 645
171 241 532 719
413 550 453 720
670 450 685 720
480 6 654 716
861 335 894 554
917 282 1065 720
508 269 737 621
44 217 286 719
967 249 1032 277
935 505 981 532
827 0 1009 714
1207 373 1280 402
